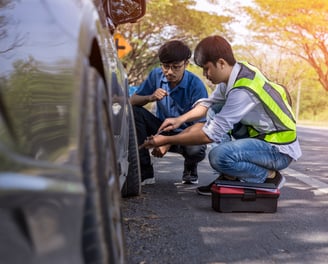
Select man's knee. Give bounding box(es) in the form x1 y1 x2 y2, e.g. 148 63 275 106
132 105 146 120
184 145 207 162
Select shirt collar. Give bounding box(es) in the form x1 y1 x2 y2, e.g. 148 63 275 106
161 69 189 90
226 63 241 92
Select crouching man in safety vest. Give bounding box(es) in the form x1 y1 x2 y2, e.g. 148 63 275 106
139 35 302 196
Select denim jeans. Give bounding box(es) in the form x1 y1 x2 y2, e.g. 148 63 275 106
208 139 292 183
206 103 292 183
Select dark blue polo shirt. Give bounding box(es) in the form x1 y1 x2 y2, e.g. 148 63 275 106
135 67 208 131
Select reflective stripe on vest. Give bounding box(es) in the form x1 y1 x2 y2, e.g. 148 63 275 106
232 62 297 144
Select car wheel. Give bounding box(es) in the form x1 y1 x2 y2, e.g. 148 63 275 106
121 103 141 197
81 66 125 264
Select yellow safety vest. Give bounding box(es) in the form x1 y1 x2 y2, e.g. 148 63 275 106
232 62 297 144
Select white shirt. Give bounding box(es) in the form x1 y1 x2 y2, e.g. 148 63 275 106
194 63 302 161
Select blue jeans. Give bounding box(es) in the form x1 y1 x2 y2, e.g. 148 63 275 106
208 139 292 183
207 104 292 183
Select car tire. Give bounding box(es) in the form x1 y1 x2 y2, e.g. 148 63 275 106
121 103 141 197
81 66 125 264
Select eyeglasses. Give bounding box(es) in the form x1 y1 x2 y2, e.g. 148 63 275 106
161 62 186 72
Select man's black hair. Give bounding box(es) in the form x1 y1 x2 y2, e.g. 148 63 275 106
158 40 191 63
194 35 236 67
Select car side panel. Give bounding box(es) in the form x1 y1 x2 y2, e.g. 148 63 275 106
0 1 105 263
0 0 81 164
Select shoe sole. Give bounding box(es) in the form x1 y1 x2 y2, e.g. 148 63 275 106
196 188 212 196
182 179 199 184
141 178 155 186
277 175 286 189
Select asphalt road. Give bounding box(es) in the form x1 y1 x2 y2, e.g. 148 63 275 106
122 126 328 264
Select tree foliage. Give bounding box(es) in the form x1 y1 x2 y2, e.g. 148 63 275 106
0 0 25 54
117 0 232 85
244 0 328 92
235 40 328 122
116 0 328 122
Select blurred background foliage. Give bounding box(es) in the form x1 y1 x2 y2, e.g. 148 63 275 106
117 0 328 124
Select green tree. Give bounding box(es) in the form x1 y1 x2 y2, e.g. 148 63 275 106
244 0 328 92
235 43 328 122
118 0 232 85
235 44 308 92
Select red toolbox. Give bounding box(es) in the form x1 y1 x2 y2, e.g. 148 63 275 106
211 185 280 213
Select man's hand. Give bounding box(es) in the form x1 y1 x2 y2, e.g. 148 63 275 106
149 88 168 102
158 117 183 133
151 145 170 158
138 134 167 150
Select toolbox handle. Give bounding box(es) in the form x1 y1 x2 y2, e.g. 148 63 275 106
242 189 257 201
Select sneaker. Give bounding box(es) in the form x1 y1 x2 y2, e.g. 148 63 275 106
182 174 199 184
196 174 227 196
141 177 156 186
182 162 198 184
265 171 286 189
196 182 214 196
141 164 155 186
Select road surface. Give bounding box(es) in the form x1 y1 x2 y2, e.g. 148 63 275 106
122 126 328 264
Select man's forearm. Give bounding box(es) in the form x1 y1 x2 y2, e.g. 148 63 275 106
164 123 212 145
179 104 208 123
130 94 152 106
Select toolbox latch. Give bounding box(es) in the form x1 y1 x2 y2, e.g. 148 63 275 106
242 189 257 201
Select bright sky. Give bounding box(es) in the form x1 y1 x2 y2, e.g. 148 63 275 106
193 0 254 44
194 0 224 13
194 0 253 14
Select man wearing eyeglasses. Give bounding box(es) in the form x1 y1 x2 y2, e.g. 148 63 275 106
130 40 208 185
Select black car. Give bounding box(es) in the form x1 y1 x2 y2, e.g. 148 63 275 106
0 0 145 263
